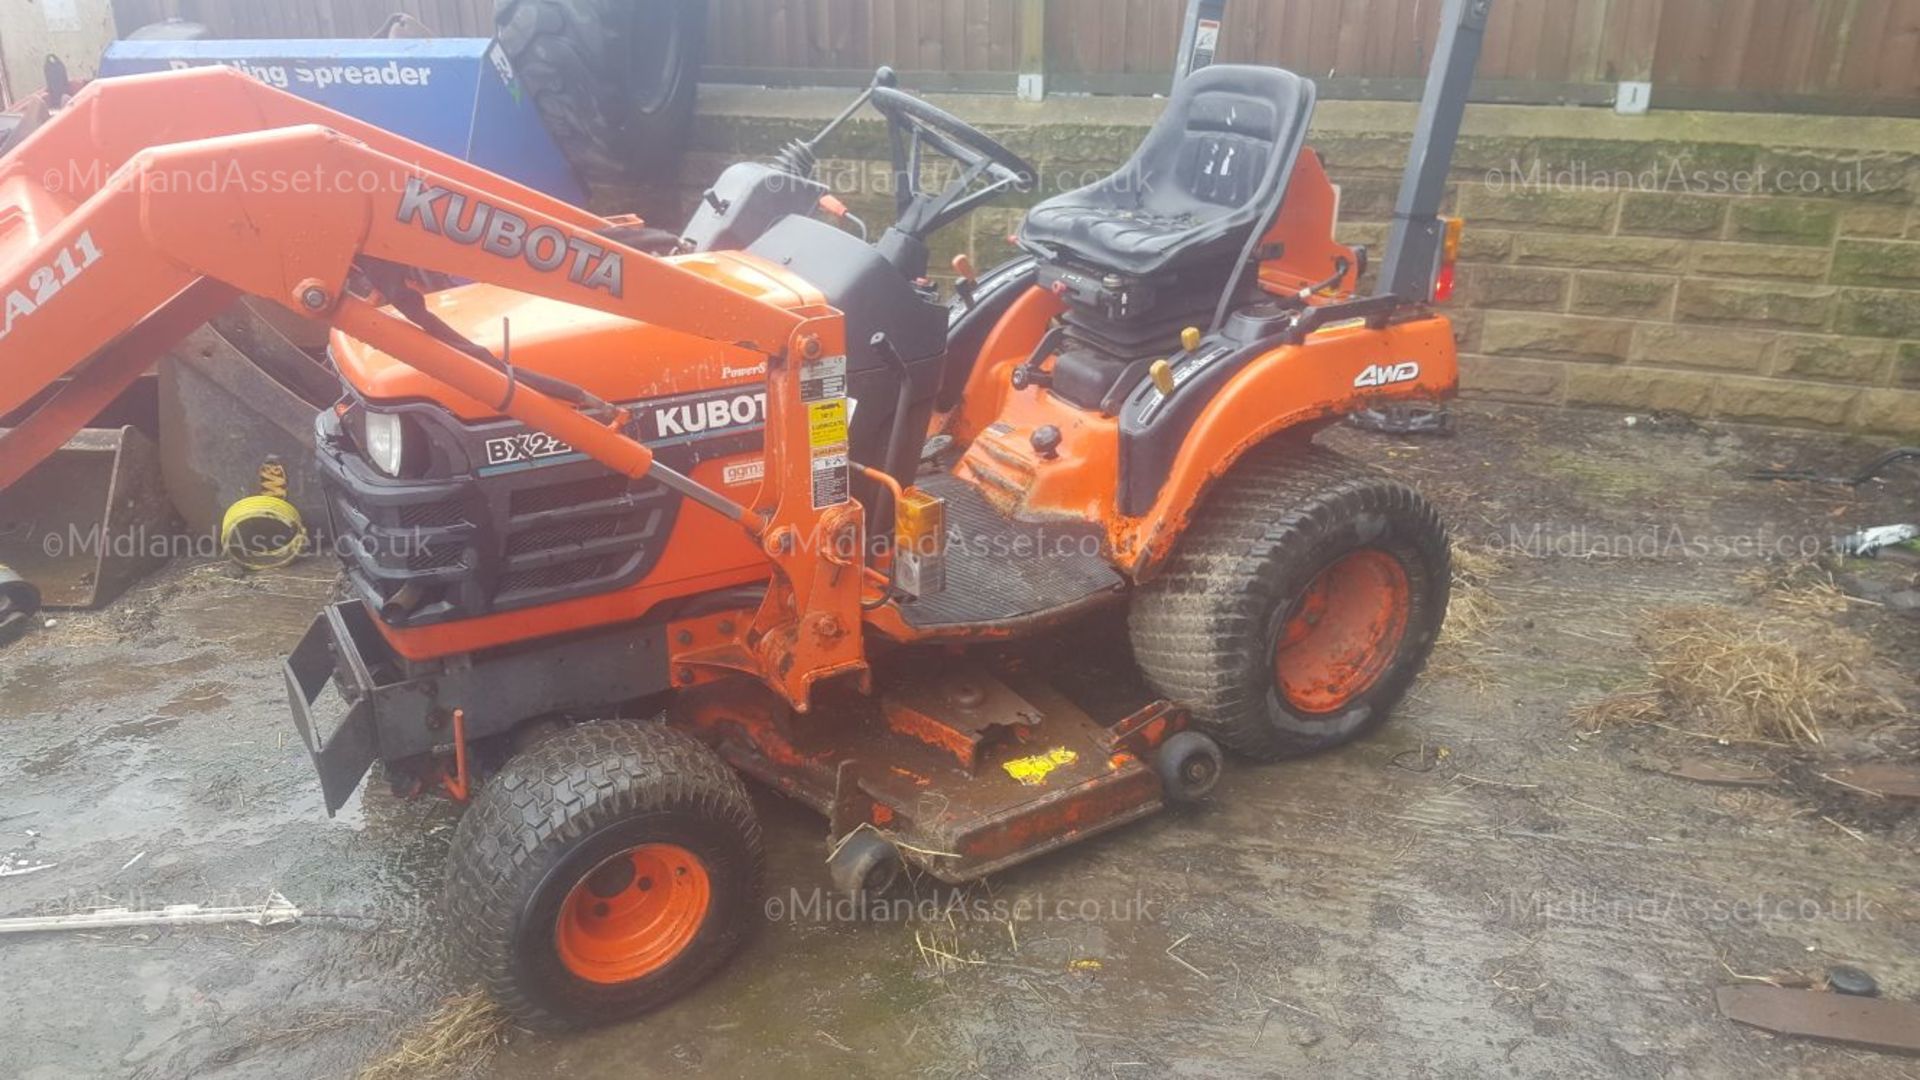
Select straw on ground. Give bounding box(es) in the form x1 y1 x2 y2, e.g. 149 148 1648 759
1575 606 1902 744
358 990 507 1080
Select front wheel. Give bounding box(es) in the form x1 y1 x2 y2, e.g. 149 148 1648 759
445 719 762 1031
1131 442 1450 762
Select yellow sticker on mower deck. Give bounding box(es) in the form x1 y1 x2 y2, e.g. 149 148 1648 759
1004 747 1079 786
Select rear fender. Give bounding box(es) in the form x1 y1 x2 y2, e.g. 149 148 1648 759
1114 315 1458 579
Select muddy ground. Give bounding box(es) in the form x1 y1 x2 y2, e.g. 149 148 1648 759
1 401 1916 1080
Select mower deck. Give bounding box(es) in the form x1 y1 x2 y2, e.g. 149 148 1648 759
673 655 1184 882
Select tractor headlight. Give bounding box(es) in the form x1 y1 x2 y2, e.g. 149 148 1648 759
362 411 408 478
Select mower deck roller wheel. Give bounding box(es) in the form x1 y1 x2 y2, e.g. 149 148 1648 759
445 719 762 1031
1155 730 1224 803
494 0 706 185
1131 441 1450 762
827 829 904 898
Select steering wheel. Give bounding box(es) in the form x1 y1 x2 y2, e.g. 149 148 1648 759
869 85 1037 244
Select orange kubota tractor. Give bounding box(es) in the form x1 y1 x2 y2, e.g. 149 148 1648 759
0 0 1491 1030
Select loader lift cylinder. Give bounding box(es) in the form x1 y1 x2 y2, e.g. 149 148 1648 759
1377 0 1492 304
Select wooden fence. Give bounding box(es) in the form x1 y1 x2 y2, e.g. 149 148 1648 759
111 0 1920 114
112 0 496 38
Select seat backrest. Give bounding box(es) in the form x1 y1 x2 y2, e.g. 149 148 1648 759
1175 83 1287 208
1133 64 1314 222
1018 65 1316 278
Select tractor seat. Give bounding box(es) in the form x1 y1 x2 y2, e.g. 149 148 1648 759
1017 65 1316 278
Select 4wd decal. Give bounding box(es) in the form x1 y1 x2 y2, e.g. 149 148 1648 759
1354 362 1421 389
396 178 624 297
0 231 102 342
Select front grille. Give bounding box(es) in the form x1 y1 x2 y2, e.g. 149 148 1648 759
408 545 466 571
316 407 687 629
400 499 467 528
506 515 630 556
511 475 629 517
499 554 627 596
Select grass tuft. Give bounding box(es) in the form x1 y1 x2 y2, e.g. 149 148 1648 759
1429 541 1507 684
358 991 507 1080
1575 606 1902 745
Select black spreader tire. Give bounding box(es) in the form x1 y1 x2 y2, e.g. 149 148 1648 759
1130 440 1450 763
495 0 707 185
445 719 762 1032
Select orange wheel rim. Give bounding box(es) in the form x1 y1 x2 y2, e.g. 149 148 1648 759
555 843 711 984
1273 549 1411 714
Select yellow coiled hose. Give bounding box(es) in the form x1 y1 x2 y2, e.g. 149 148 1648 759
221 461 306 570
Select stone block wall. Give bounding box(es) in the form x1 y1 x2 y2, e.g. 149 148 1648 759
1435 163 1920 436
656 87 1920 435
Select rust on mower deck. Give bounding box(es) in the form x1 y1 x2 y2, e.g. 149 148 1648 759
673 661 1184 883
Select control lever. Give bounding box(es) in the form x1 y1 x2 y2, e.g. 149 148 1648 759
817 194 868 240
1297 256 1353 301
951 253 979 310
773 66 902 179
1010 324 1063 391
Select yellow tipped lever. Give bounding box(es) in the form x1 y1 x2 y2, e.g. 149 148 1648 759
1150 359 1176 396
1181 326 1202 353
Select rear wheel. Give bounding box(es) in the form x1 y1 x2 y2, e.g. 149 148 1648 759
495 0 707 186
1130 441 1450 762
445 719 761 1031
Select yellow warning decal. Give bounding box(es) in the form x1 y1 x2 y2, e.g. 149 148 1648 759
807 399 849 450
1004 747 1078 786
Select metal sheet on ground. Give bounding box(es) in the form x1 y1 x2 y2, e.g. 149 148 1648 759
1716 986 1920 1054
0 426 175 608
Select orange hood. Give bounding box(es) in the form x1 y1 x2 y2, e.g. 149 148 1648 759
331 250 823 421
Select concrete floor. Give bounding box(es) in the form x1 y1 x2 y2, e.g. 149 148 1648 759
1 402 1915 1079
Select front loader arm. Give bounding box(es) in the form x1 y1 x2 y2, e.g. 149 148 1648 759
0 122 800 487
0 71 866 709
1 68 810 435
0 67 606 257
